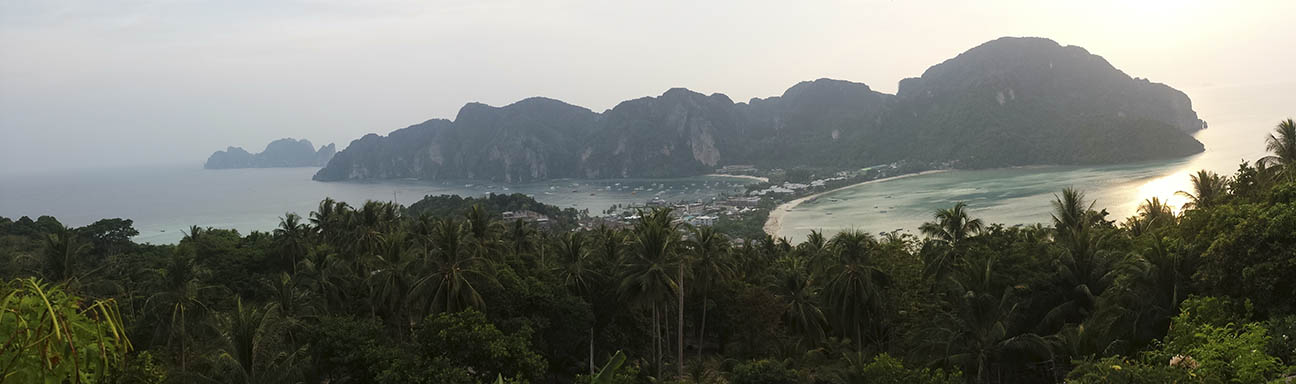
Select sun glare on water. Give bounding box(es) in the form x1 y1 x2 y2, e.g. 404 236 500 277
1135 170 1195 215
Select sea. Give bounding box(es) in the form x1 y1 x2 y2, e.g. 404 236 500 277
0 169 755 244
1 82 1291 245
775 82 1292 242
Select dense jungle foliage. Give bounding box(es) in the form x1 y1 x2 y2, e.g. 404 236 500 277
3 119 1295 383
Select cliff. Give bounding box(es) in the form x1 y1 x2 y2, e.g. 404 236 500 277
205 138 336 169
315 37 1205 182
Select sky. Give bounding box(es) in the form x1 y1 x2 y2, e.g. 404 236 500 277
1 0 1293 173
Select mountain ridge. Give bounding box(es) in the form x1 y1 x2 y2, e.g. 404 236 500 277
205 138 335 169
315 37 1205 183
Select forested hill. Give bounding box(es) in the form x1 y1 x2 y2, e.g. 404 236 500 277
314 37 1206 183
205 138 335 169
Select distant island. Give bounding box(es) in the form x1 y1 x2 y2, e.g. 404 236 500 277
315 37 1207 183
205 138 335 169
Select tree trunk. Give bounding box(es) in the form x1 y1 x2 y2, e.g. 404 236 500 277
677 263 685 378
180 306 187 372
653 303 661 379
697 280 709 362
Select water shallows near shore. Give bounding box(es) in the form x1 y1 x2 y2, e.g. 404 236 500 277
763 170 950 237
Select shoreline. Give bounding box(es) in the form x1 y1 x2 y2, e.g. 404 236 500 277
762 169 950 238
704 173 770 183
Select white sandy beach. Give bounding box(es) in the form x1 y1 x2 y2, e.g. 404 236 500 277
762 170 950 237
704 173 770 183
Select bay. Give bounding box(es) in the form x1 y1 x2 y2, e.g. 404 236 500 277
775 82 1291 242
0 167 754 244
3 83 1289 246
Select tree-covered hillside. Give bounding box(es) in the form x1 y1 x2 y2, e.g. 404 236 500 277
6 120 1293 383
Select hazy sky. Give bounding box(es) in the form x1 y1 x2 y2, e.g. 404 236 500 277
2 0 1293 173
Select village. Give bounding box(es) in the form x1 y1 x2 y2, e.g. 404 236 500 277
493 161 927 238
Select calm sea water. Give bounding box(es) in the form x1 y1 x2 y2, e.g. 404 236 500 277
2 83 1290 245
776 82 1292 242
0 168 754 244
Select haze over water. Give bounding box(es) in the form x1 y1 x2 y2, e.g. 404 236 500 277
776 82 1291 242
0 169 754 244
1 81 1289 245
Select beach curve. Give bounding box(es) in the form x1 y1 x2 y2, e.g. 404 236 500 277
762 170 949 238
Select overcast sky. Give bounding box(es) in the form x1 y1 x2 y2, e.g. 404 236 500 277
2 0 1293 173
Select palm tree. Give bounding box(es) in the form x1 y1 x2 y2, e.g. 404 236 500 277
274 212 311 274
295 247 351 315
310 197 350 246
553 232 605 374
181 225 205 243
1176 170 1229 210
919 202 984 278
822 230 890 348
1103 235 1198 347
1129 236 1194 322
1051 188 1100 239
592 224 627 263
411 218 492 315
1262 118 1296 181
347 200 399 254
218 297 301 383
368 230 419 331
926 253 1052 383
758 235 781 259
555 232 600 294
685 225 731 362
1043 188 1123 333
37 226 92 284
263 272 317 324
505 219 539 261
1125 197 1176 236
772 253 827 345
465 204 504 261
919 202 984 245
797 230 831 266
145 252 219 372
618 208 681 379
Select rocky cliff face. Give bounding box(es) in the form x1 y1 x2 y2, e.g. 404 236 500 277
313 99 600 183
314 37 1206 182
579 88 740 178
879 37 1204 167
205 138 335 169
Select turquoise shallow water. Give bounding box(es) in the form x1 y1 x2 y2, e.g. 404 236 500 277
2 84 1289 245
0 167 754 244
776 82 1285 242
